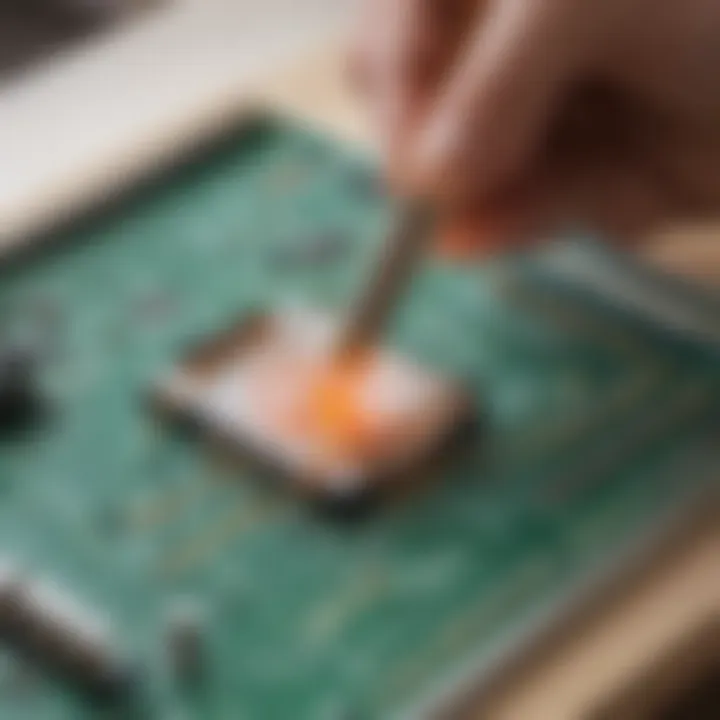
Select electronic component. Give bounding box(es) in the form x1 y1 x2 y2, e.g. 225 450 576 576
156 310 475 514
165 598 205 686
0 347 42 433
0 563 135 704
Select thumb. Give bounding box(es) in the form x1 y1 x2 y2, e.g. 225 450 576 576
413 0 592 199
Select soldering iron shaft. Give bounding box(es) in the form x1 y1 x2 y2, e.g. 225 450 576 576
336 200 433 359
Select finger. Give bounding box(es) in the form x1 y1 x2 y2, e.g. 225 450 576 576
641 130 720 221
414 0 595 199
522 158 669 244
352 0 478 177
437 152 670 259
435 205 511 259
352 0 435 150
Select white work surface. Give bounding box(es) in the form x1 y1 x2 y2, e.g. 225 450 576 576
0 0 357 245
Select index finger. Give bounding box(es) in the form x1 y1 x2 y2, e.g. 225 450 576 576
352 0 478 182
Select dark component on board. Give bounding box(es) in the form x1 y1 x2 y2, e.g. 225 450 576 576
0 565 137 705
0 347 43 433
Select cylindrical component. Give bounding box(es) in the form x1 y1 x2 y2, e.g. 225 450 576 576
0 565 133 703
165 598 205 686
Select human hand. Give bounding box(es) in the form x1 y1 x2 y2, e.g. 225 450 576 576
352 0 720 254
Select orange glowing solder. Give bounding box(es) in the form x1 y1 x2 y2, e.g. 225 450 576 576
155 202 476 515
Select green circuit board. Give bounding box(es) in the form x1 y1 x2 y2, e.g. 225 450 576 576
0 117 717 719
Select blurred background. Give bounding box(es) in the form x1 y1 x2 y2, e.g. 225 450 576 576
0 0 357 243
